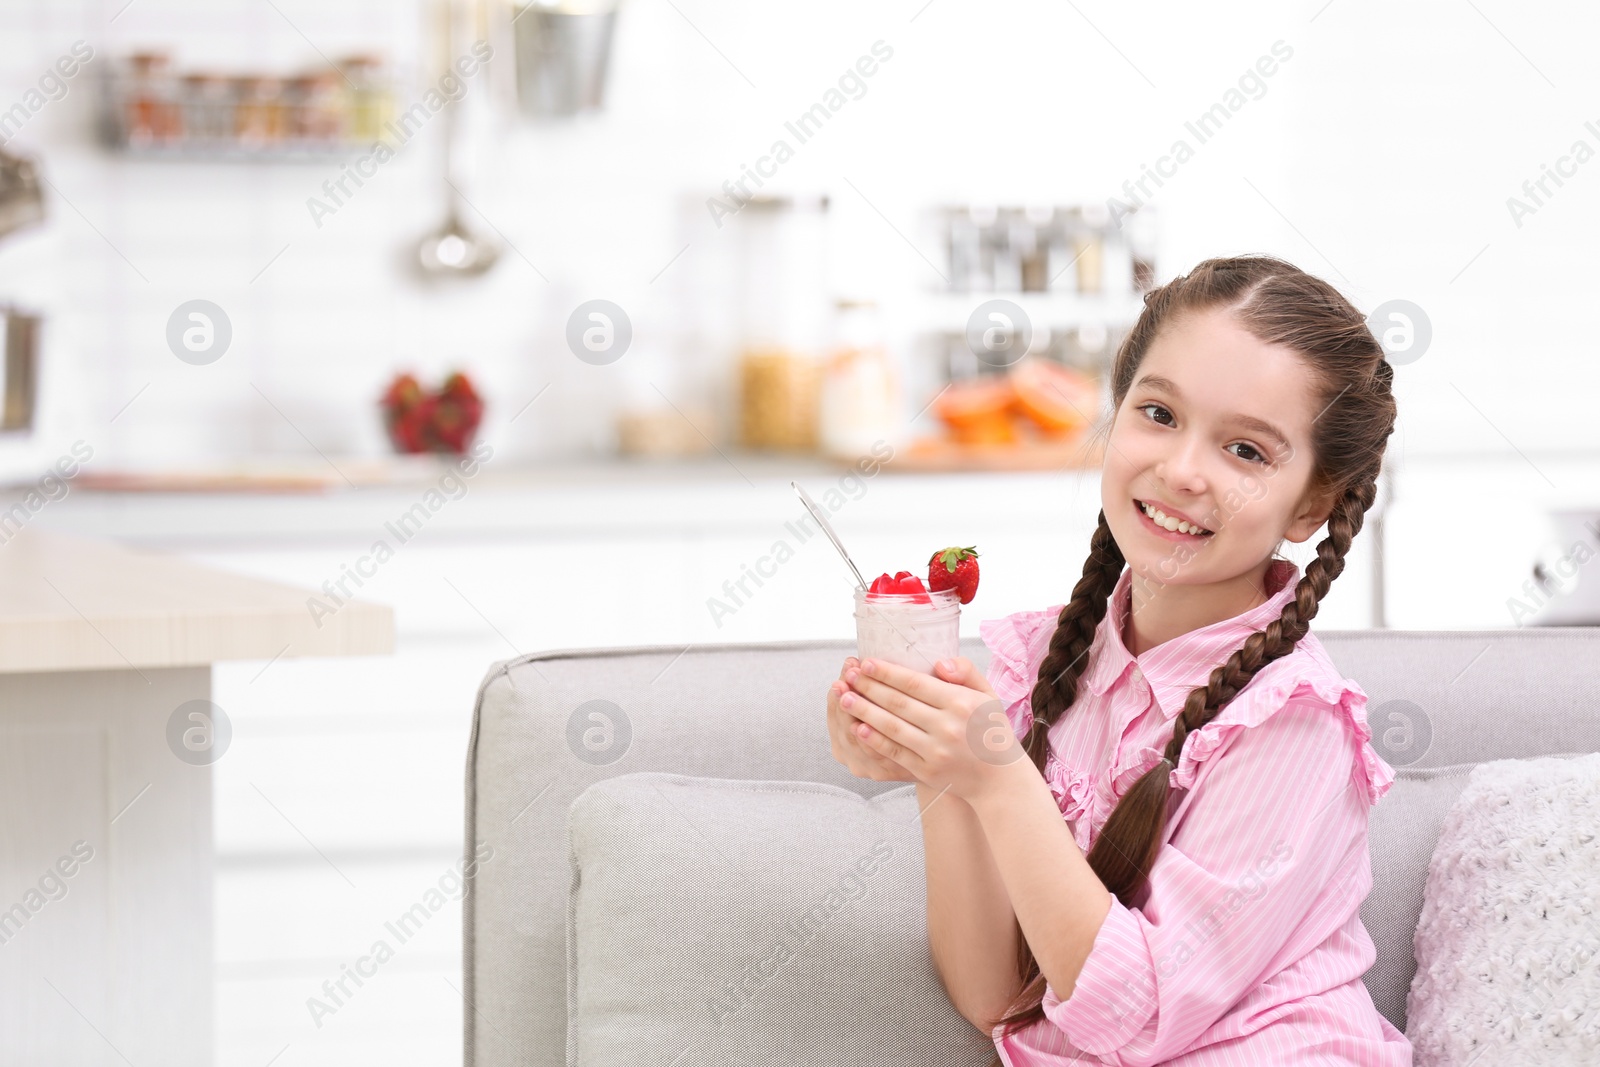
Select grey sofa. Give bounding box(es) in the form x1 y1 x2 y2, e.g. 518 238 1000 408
462 629 1600 1066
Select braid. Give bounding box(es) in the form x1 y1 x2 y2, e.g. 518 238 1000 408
1023 512 1125 771
985 255 1398 1045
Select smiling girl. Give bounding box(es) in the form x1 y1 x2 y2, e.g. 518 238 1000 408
825 255 1409 1065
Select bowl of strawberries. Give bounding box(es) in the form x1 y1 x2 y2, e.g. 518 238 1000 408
380 370 485 455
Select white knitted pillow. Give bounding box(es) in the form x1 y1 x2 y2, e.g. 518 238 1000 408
1407 752 1600 1065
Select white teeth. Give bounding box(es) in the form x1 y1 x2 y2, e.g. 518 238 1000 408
1139 500 1211 536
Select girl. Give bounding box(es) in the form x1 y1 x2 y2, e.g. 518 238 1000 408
826 255 1409 1065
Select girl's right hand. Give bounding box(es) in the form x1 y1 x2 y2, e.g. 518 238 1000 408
827 655 919 783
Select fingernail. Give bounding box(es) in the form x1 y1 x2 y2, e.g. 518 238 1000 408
939 660 954 672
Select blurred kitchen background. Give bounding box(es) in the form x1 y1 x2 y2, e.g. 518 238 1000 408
2 0 1599 1064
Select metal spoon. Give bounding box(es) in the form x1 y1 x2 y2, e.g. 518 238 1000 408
792 480 867 591
415 1 500 279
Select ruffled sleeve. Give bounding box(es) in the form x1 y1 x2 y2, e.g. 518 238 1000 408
1167 657 1396 806
977 606 1064 740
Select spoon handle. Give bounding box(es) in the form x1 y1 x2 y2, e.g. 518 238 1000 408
791 481 868 591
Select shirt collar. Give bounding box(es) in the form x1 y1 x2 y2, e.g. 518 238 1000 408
1081 558 1302 719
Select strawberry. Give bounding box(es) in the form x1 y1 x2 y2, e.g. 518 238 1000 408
381 372 424 414
867 571 931 603
380 370 485 455
928 545 980 604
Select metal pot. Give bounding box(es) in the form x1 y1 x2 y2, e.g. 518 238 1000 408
510 1 619 117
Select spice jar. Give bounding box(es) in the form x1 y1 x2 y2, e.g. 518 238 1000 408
1069 209 1104 295
295 72 347 142
123 52 180 146
340 55 391 143
181 73 232 144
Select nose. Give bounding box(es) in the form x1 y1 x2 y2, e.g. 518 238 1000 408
1156 428 1208 497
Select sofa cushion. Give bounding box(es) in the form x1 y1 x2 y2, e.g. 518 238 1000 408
1406 752 1600 1062
1362 752 1595 1036
566 772 996 1067
1362 762 1478 1034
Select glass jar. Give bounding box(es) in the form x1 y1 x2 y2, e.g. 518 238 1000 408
731 194 830 452
295 72 347 143
123 52 179 146
854 587 961 676
340 54 391 143
818 300 898 461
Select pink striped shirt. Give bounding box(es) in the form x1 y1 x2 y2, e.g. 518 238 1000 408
977 557 1411 1067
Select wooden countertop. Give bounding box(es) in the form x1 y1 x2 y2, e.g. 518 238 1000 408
0 527 394 673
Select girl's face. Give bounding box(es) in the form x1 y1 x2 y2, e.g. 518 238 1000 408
1101 305 1335 588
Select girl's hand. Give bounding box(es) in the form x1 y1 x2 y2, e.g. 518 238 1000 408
841 655 1026 804
827 656 918 783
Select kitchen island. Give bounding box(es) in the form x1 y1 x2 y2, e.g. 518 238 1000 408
0 528 392 1067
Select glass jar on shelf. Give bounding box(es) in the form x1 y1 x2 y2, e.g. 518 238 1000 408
1019 205 1054 292
123 52 180 147
1068 206 1105 295
340 54 391 143
181 73 233 145
233 76 270 146
1126 205 1159 291
294 71 347 143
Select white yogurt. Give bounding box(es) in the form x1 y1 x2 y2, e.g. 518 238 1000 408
853 587 961 674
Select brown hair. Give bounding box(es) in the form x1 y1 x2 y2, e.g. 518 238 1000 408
984 254 1397 1047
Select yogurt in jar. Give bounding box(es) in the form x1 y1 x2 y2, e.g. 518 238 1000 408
853 586 961 675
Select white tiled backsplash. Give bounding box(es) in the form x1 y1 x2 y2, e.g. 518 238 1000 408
4 0 1597 481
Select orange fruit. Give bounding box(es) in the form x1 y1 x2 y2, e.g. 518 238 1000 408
1010 360 1099 434
934 378 1020 445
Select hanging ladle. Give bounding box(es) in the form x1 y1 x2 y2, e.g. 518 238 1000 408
414 0 500 279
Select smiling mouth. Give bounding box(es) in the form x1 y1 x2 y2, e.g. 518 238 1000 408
1134 498 1214 537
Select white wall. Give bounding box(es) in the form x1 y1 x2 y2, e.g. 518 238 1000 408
1 0 1596 479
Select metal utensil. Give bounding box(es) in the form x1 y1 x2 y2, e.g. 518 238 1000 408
414 0 500 279
791 480 867 591
510 1 619 118
0 305 40 432
0 146 45 244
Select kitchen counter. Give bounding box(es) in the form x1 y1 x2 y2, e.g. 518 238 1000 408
0 527 393 1067
0 527 391 671
5 447 1600 629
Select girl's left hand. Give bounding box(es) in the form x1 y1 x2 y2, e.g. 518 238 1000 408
841 656 1027 804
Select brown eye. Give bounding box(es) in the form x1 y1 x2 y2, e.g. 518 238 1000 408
1136 403 1173 426
1229 442 1267 463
